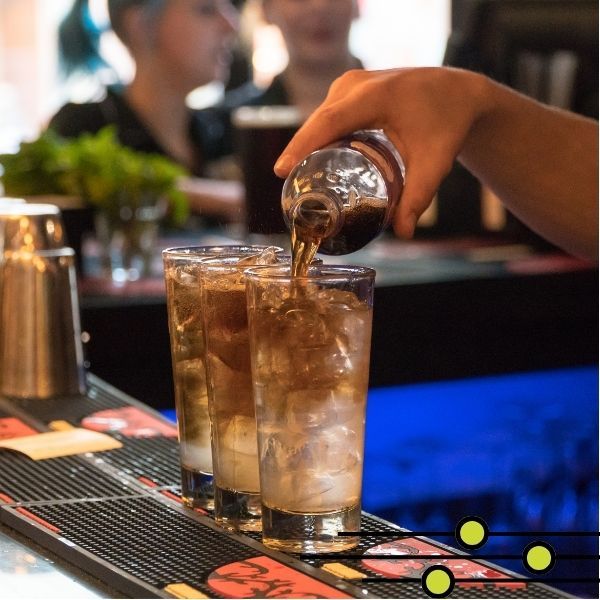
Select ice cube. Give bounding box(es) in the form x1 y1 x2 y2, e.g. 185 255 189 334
176 358 208 399
175 327 205 361
286 389 337 432
336 314 370 354
263 469 333 511
260 431 296 471
217 415 260 492
172 266 197 287
269 469 360 513
263 425 360 474
285 386 362 433
318 471 361 512
316 287 365 310
259 422 363 511
218 449 260 492
312 425 361 473
237 246 279 265
261 429 316 473
221 415 258 456
207 353 253 405
291 470 337 511
281 305 330 346
207 330 250 373
292 342 352 388
180 440 212 473
267 304 354 387
258 282 291 311
172 288 203 331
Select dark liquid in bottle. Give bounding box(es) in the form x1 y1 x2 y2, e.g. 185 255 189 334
288 130 403 272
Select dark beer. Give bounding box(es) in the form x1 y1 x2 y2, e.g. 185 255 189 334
232 106 301 235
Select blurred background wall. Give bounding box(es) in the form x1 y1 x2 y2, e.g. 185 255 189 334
0 0 450 152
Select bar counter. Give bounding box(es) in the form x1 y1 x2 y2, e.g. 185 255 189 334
1 232 595 598
0 375 591 599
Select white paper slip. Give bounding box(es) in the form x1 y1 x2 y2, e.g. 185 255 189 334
0 428 122 460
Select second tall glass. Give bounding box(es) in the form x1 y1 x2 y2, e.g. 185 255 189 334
199 249 282 530
163 245 281 510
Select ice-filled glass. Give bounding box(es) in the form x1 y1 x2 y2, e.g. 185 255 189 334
246 264 375 552
163 245 281 510
199 248 282 530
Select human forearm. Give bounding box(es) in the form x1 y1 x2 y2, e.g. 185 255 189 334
275 67 598 259
460 77 598 259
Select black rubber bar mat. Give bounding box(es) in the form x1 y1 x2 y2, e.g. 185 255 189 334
0 374 573 599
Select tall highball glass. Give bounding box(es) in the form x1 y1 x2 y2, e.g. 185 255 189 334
198 248 283 530
246 264 375 552
162 245 281 510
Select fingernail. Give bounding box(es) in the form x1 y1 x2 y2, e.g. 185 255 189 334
274 155 293 176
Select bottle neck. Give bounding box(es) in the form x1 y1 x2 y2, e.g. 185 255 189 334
289 190 343 241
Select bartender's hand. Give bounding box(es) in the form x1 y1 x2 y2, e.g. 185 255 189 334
274 67 487 239
274 67 598 259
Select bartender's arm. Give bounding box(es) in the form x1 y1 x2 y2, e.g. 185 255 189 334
274 67 598 260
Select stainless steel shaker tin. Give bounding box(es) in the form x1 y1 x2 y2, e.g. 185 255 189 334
0 247 86 399
0 203 65 254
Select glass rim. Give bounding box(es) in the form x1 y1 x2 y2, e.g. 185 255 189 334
162 244 283 259
244 264 376 282
199 253 288 272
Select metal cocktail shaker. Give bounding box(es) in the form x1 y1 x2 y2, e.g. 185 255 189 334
0 247 86 398
0 202 64 253
0 201 85 399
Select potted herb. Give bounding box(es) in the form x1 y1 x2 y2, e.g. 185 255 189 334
0 126 189 280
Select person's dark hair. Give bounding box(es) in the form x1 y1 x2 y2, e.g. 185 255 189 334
58 0 108 77
58 0 166 78
107 0 166 41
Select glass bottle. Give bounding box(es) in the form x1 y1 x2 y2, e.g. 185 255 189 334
281 129 405 255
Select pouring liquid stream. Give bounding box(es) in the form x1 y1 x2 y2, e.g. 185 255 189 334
290 198 333 278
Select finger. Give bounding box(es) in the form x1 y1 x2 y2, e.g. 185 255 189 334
274 69 405 177
274 94 380 177
393 154 453 239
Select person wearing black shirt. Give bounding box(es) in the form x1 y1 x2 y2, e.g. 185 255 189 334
49 0 239 177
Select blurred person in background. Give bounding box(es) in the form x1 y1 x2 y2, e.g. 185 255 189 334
207 0 363 234
225 0 362 118
49 0 244 221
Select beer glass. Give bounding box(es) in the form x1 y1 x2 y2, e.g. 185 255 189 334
162 245 282 510
246 264 375 552
198 249 283 530
232 106 301 236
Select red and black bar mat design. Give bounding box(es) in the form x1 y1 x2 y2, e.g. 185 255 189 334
0 375 572 599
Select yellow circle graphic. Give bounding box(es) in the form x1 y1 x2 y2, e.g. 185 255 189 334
422 565 455 598
455 516 489 550
425 568 452 595
525 543 554 572
459 519 485 547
